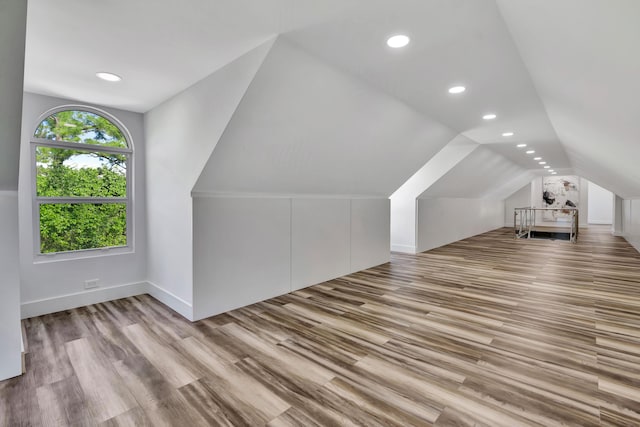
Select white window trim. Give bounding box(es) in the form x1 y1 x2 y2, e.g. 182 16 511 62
30 105 135 262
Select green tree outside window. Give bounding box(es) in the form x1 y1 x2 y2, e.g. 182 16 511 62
33 110 131 254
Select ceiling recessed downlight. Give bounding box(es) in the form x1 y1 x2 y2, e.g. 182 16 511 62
502 132 514 137
526 150 535 154
448 86 466 94
544 166 550 169
539 161 547 165
387 35 410 48
96 72 122 82
483 113 497 120
517 144 527 148
533 157 542 160
551 172 558 175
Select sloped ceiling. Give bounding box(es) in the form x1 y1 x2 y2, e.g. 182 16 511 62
497 0 640 198
285 0 569 172
391 135 479 200
419 146 534 200
147 39 275 192
22 1 640 199
24 0 364 112
193 38 456 196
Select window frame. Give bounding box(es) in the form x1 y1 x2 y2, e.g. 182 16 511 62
30 105 134 261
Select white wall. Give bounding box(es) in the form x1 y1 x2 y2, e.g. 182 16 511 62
0 193 22 380
350 199 391 272
417 198 505 253
291 199 351 291
390 136 478 253
18 93 148 318
192 197 291 320
504 182 532 226
613 195 624 236
390 196 417 253
0 0 27 381
587 182 614 225
144 40 273 319
192 196 389 320
621 199 640 252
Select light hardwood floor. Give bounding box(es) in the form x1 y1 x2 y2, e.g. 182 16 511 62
2 226 640 426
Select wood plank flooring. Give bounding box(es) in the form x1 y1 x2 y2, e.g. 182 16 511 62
2 225 640 426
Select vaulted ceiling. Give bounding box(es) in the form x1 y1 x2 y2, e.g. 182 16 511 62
22 0 640 198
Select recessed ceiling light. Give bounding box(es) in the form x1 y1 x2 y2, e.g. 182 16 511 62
533 157 542 160
387 35 410 48
544 165 550 169
96 72 122 82
483 113 497 120
502 132 514 137
517 144 527 148
448 86 466 94
539 161 547 165
526 150 535 154
551 172 557 175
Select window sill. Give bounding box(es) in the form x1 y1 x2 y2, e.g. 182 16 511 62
33 246 134 264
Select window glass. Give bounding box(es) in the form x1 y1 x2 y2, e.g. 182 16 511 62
36 147 127 198
34 110 127 148
39 203 127 254
33 108 131 256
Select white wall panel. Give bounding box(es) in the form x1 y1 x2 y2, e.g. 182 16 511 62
192 196 390 320
350 199 390 272
626 199 640 252
192 197 291 320
0 194 22 380
587 182 614 225
417 198 504 253
291 199 350 291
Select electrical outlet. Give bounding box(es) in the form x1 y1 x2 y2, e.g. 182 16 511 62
84 279 99 289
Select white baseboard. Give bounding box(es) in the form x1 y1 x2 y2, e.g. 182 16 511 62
21 281 148 319
587 220 613 225
391 244 416 253
623 236 640 254
21 281 195 321
146 281 193 321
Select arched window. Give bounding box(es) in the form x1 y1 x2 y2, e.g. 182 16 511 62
31 107 132 255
